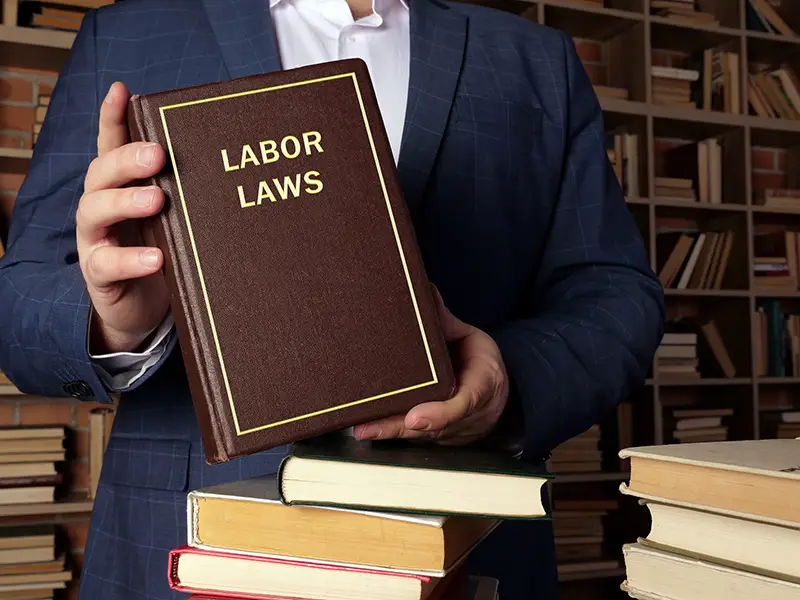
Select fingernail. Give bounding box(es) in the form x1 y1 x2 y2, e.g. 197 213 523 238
133 188 155 208
136 144 157 167
358 425 382 440
140 249 159 268
410 418 431 431
105 87 114 104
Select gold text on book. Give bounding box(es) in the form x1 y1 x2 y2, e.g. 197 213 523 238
220 131 326 208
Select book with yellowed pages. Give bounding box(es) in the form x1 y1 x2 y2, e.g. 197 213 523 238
622 543 800 600
619 439 800 524
187 477 498 576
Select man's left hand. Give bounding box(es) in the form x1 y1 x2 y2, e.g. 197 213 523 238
353 287 510 446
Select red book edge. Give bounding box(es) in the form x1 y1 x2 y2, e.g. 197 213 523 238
168 546 430 598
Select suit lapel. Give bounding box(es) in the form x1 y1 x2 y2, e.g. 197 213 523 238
199 0 282 79
398 0 468 215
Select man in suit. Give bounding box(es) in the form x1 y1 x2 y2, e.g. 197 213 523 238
0 0 664 597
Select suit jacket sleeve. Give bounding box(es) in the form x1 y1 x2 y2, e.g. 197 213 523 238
490 32 665 460
0 13 175 401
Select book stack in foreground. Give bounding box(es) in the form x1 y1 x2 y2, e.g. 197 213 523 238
167 437 551 600
0 525 72 598
0 427 65 507
618 439 800 600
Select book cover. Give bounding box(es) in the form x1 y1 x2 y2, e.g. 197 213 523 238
277 436 552 518
127 58 455 464
168 546 434 600
187 477 497 575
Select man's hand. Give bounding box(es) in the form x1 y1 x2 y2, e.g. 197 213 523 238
353 287 510 446
77 82 169 354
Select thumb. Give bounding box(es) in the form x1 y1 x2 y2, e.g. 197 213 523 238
430 284 473 341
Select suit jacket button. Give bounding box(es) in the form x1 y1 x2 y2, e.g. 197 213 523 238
63 381 93 400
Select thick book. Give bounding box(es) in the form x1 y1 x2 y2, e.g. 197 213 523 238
187 477 497 575
622 542 800 600
278 436 552 519
185 574 499 600
127 58 455 463
168 546 446 600
619 439 800 525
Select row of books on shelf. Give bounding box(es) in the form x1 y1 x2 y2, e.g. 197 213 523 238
620 438 800 600
753 231 800 291
657 326 735 379
755 299 800 377
746 0 796 37
657 230 733 291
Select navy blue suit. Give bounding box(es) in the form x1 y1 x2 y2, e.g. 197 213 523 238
0 0 664 598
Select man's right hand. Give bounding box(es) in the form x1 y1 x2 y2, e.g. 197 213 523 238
77 81 170 354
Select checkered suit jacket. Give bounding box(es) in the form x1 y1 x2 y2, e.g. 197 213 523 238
0 0 664 597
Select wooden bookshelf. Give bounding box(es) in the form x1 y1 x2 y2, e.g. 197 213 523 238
516 0 800 596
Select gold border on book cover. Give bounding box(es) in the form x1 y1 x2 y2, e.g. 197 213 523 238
159 73 438 436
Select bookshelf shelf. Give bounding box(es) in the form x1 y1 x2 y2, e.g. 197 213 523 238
663 288 749 297
0 25 73 71
657 377 753 387
0 148 33 160
650 17 741 53
757 377 800 384
552 472 630 484
557 567 627 583
0 496 93 519
542 2 642 40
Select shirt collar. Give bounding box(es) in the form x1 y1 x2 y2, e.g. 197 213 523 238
269 0 409 17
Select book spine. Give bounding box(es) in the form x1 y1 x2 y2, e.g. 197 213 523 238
127 97 228 464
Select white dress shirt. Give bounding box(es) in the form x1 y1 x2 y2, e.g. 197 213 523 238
92 0 410 390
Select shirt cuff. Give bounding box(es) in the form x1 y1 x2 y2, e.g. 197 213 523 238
90 314 175 391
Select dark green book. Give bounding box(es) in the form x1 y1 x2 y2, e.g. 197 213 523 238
278 435 552 519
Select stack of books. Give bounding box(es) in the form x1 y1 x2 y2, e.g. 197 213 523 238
777 411 800 439
755 299 800 378
746 0 795 36
653 176 695 202
655 332 698 379
651 66 697 108
619 439 800 600
166 436 551 600
548 424 602 474
651 0 718 27
18 0 114 32
669 407 731 444
753 231 799 291
0 427 65 506
0 525 72 597
748 66 800 120
553 497 621 580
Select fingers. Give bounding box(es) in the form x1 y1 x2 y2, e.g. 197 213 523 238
83 245 163 290
98 82 131 156
77 185 164 245
431 284 472 341
84 141 166 194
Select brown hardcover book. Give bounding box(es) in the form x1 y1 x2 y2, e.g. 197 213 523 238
127 59 455 464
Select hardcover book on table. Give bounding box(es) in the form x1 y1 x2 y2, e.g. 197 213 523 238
127 59 455 463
